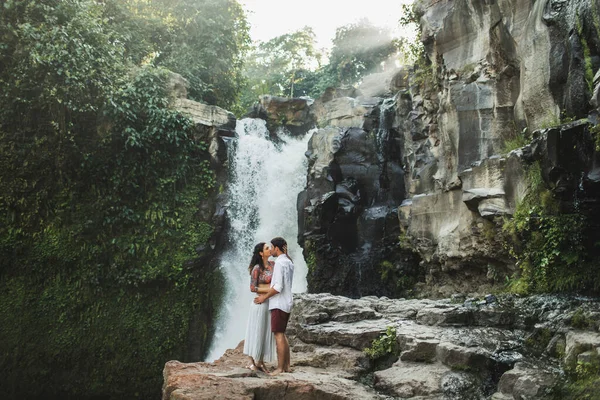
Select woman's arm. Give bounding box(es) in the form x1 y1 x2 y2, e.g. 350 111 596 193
249 266 259 292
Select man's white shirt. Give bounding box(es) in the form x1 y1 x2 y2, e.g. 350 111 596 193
269 253 294 313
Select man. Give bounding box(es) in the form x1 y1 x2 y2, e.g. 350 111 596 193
254 237 294 375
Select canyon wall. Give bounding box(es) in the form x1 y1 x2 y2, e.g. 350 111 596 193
297 0 600 297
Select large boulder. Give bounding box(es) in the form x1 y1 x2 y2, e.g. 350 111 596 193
250 95 315 136
298 120 418 297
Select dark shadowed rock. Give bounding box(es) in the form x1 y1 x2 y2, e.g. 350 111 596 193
255 95 315 136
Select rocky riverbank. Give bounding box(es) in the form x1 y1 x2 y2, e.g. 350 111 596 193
163 293 600 399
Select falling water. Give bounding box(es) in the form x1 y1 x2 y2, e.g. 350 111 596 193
205 118 311 362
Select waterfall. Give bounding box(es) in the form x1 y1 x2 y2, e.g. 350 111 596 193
205 118 311 362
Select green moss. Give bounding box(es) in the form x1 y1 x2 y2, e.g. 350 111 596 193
525 328 553 354
303 239 317 275
591 124 600 152
398 232 414 251
593 2 600 41
576 16 595 95
502 162 598 293
379 260 395 281
556 341 566 360
450 364 472 372
571 308 596 330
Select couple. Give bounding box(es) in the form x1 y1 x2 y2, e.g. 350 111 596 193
243 236 294 375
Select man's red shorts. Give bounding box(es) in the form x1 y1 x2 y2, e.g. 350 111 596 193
271 308 290 333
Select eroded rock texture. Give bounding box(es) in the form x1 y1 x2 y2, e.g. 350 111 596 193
298 0 600 297
164 293 600 399
399 0 600 294
298 75 421 297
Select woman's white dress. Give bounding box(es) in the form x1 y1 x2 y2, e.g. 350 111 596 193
243 263 276 362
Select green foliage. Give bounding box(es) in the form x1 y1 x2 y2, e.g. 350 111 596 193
398 232 414 251
555 351 600 400
0 1 228 398
593 2 600 42
503 127 530 153
502 163 600 293
155 0 251 109
576 356 600 381
576 15 595 95
0 272 223 399
559 377 600 400
570 308 597 330
103 0 250 110
591 124 600 152
399 4 436 91
243 27 321 100
378 257 417 298
364 326 399 360
379 260 395 282
328 19 400 86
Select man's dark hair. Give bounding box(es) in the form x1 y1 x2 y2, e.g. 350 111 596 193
271 237 292 262
271 237 287 253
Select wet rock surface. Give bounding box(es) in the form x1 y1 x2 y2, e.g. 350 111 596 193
163 293 600 399
248 95 315 136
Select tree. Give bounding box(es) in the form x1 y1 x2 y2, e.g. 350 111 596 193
0 1 243 398
240 27 322 109
328 19 399 85
102 0 251 110
156 0 251 109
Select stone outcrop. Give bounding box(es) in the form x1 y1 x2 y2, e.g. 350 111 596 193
173 97 236 169
164 293 600 399
298 83 421 297
246 95 315 136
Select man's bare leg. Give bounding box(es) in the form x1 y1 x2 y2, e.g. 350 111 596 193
272 332 286 375
283 335 292 372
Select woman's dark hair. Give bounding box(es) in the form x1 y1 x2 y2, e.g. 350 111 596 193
248 242 266 274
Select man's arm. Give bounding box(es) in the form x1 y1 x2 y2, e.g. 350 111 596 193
254 286 279 304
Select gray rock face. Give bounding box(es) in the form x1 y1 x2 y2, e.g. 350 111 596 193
298 105 420 296
292 1 600 298
389 0 600 293
164 293 600 399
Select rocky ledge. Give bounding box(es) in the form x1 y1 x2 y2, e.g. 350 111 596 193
163 293 600 399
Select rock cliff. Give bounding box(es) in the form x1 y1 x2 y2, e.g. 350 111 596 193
297 0 600 297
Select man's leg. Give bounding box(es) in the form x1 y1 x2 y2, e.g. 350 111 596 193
283 334 291 372
273 332 286 374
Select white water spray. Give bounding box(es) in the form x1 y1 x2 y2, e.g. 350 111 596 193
205 118 311 362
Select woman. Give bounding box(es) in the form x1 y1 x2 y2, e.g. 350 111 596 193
243 242 276 372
